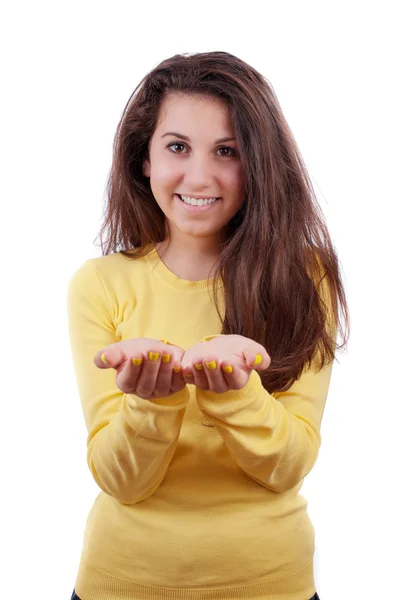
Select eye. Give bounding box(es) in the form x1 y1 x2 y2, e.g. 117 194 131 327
167 142 238 158
167 142 187 154
217 146 237 158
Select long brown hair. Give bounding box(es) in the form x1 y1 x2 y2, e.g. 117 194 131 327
94 51 350 393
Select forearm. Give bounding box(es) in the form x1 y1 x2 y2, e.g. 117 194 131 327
196 369 328 493
87 387 190 504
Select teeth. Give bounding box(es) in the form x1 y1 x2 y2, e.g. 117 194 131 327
180 194 218 206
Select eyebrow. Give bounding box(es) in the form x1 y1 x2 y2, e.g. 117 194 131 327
161 132 236 144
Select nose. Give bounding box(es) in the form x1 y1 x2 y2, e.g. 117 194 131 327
183 154 215 191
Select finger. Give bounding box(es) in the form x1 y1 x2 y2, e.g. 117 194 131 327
115 351 145 393
136 349 163 398
219 360 247 390
243 348 270 370
153 350 172 392
158 342 186 393
203 357 228 392
182 366 195 385
153 351 182 396
187 358 209 390
170 362 186 393
94 345 125 369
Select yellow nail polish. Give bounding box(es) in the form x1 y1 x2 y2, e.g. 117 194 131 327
222 365 233 374
149 352 160 361
252 354 262 366
173 366 181 372
205 361 217 370
100 352 108 365
132 357 143 366
195 363 204 370
162 353 171 363
160 339 173 345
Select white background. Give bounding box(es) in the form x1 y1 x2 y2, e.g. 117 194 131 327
1 1 398 599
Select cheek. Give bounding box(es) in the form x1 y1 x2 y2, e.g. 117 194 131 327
223 161 242 186
153 162 181 189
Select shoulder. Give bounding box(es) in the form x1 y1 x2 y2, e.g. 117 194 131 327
67 252 126 287
90 251 134 276
73 249 150 280
67 248 154 303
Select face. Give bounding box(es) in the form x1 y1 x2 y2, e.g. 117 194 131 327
143 93 244 246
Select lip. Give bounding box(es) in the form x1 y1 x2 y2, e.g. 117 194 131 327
175 194 221 213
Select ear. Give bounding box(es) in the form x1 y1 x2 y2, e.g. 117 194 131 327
143 158 150 178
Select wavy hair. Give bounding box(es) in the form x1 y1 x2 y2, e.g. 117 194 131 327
94 51 350 393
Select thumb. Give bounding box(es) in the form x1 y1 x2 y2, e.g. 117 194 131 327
94 346 125 369
242 349 265 370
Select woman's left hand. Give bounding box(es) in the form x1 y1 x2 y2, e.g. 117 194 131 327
181 335 271 392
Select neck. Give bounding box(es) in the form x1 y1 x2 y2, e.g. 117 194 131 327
155 237 221 281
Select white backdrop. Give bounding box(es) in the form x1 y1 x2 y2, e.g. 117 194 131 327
1 1 397 598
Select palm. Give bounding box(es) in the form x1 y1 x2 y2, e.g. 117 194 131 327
181 334 269 392
183 335 250 368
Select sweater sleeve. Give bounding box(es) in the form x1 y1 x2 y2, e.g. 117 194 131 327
195 278 337 494
66 259 190 505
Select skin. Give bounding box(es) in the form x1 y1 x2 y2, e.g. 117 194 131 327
143 92 245 281
94 336 269 398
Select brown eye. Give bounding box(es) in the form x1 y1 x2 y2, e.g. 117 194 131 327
217 146 237 158
167 142 186 153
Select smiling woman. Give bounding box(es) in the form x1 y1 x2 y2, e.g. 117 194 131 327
67 50 349 600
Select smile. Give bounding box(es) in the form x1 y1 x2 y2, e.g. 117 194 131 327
180 194 219 205
175 194 222 213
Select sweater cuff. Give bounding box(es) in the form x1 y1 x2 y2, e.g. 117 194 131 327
196 369 264 417
129 386 190 409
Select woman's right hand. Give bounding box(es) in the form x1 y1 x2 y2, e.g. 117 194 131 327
93 338 187 401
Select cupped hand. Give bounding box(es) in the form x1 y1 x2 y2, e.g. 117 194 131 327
93 338 187 400
180 334 271 392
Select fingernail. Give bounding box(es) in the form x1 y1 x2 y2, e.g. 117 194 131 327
100 352 108 365
132 357 143 366
194 363 204 370
252 354 262 366
222 365 233 374
205 361 217 370
148 352 160 362
162 353 171 363
173 365 181 373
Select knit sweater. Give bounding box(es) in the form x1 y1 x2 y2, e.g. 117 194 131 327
66 245 336 600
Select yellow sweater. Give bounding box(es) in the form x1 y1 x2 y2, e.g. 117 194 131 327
66 245 335 600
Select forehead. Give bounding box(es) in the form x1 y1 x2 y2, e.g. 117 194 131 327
155 92 233 134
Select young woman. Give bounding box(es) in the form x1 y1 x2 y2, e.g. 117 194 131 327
67 50 349 600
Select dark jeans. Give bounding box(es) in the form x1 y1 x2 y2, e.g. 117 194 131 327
70 589 320 599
